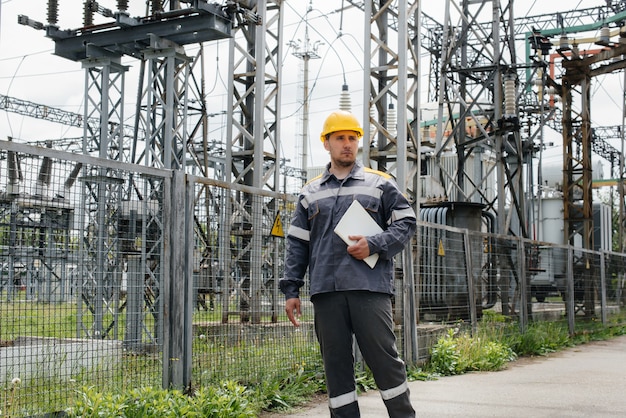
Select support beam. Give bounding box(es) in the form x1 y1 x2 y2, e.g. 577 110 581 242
224 0 282 324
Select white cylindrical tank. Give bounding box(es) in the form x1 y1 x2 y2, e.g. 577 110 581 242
537 197 613 250
540 161 605 191
539 197 564 245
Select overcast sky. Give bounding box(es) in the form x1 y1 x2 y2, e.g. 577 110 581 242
0 1 623 174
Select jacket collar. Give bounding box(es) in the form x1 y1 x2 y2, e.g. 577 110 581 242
320 160 365 184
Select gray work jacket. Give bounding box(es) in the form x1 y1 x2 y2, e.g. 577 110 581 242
280 160 417 299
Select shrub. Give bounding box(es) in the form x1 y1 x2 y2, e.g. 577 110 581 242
428 328 516 376
502 321 571 356
428 329 461 375
66 382 257 418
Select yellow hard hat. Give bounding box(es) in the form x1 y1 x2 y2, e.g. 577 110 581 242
319 110 364 142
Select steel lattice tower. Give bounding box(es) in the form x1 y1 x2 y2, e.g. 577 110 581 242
21 1 232 388
222 0 284 324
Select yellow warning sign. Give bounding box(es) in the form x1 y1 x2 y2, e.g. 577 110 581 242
437 239 445 256
271 212 284 237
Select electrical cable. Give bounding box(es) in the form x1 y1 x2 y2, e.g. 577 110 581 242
205 40 222 96
2 54 26 138
306 8 364 72
0 49 53 63
283 2 364 79
0 67 81 80
281 1 353 171
281 4 347 116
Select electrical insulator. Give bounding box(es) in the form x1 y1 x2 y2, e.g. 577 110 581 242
503 75 516 118
152 0 164 14
387 103 397 137
339 84 352 112
47 0 59 25
117 0 129 12
559 35 569 51
83 1 96 26
599 25 610 45
7 150 21 195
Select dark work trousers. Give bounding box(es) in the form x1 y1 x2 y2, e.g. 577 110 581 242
311 291 415 418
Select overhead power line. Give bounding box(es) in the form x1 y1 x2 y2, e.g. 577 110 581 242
0 93 144 140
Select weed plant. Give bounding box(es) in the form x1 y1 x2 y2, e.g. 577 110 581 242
428 310 626 377
429 327 516 375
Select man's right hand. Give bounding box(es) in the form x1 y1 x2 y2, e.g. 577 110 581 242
285 297 301 327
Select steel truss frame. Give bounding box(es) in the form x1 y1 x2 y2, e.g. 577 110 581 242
222 0 283 324
77 52 129 340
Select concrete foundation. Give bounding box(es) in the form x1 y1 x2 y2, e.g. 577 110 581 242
0 336 122 384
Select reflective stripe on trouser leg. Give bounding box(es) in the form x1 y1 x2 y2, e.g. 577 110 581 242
380 380 408 401
348 292 415 417
328 389 358 409
380 381 415 418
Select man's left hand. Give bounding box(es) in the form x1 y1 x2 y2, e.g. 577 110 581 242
347 235 371 260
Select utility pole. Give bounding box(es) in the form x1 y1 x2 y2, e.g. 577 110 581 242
617 70 626 253
288 3 321 182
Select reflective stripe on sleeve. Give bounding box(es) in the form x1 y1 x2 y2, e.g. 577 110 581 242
287 225 310 242
328 389 358 409
391 207 417 223
379 380 408 401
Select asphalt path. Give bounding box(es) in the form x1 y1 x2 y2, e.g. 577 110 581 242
262 334 626 417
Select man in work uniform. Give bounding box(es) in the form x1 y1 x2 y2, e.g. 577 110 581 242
280 110 417 417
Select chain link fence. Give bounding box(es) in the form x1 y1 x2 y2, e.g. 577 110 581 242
0 142 169 415
1 142 625 416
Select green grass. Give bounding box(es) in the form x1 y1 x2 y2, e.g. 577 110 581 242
1 299 78 340
0 297 321 416
2 298 625 416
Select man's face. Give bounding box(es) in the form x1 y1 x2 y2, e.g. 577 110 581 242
324 130 360 167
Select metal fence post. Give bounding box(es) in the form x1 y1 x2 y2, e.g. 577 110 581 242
518 239 528 333
402 248 418 365
464 230 477 335
163 170 192 389
566 247 575 335
600 250 608 325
